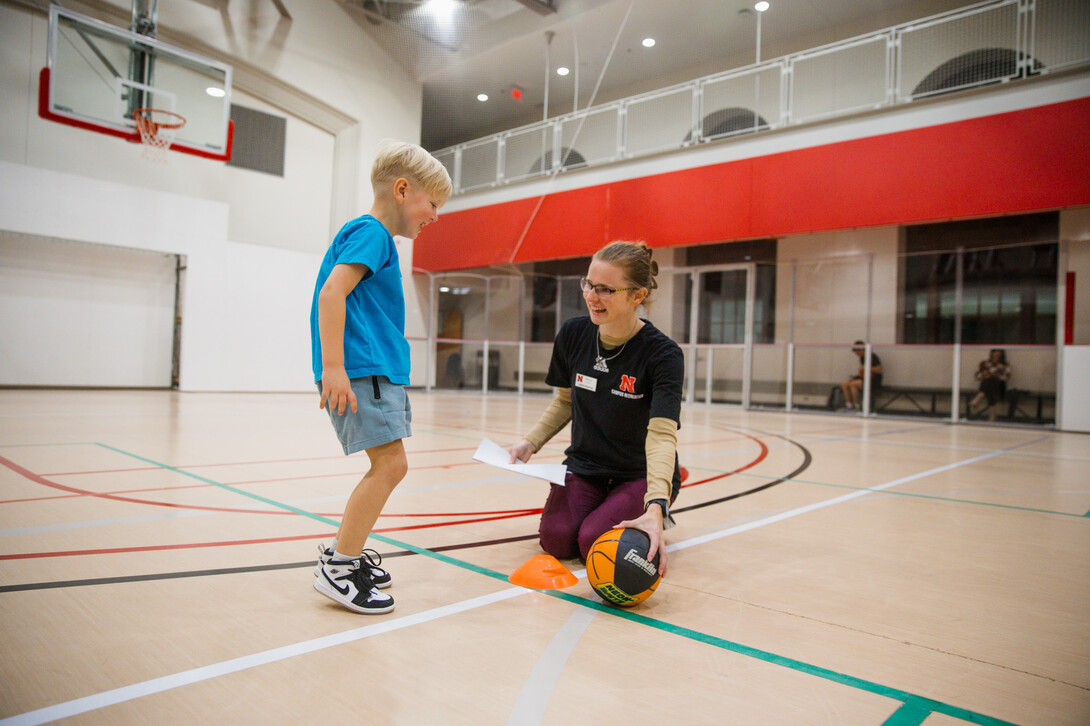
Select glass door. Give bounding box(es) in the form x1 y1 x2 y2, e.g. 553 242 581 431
677 265 758 406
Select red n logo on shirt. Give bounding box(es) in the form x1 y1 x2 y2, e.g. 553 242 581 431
619 375 636 393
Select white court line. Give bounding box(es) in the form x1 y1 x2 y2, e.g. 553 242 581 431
505 608 597 726
668 435 1048 553
1 436 1045 724
0 587 528 726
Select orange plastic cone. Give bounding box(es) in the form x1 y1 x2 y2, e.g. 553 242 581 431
508 554 578 589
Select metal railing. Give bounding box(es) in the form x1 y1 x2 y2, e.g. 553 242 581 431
433 0 1089 195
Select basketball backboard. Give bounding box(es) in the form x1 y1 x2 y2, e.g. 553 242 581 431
40 6 234 161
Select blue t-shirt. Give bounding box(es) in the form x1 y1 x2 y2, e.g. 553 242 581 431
310 215 410 385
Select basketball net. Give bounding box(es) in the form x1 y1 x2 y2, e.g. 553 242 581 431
133 108 186 163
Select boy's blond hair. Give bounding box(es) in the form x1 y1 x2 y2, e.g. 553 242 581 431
371 140 453 206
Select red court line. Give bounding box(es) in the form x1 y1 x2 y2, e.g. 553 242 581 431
682 431 769 488
39 444 484 477
2 434 765 510
0 512 544 561
1 428 768 560
0 483 539 519
0 460 545 521
0 454 285 515
0 532 332 560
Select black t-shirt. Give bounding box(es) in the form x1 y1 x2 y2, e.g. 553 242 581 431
545 316 684 496
859 352 883 389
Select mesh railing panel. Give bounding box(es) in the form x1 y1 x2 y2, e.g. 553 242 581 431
1033 0 1090 71
459 139 499 191
625 87 694 157
700 65 782 140
560 106 620 169
792 36 890 123
504 125 552 182
898 1 1021 101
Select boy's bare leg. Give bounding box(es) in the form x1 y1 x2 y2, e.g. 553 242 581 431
336 438 408 556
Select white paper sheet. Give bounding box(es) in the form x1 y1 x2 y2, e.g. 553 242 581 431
472 438 567 486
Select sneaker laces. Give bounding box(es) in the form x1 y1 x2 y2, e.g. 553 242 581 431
340 559 377 591
360 548 383 568
360 548 388 576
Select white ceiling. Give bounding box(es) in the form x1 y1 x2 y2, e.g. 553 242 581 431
338 0 974 150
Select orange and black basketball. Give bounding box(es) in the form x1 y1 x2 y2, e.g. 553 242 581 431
586 528 662 607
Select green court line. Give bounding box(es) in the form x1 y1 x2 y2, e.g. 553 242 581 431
95 443 343 527
684 464 1088 519
97 442 1021 726
882 699 933 726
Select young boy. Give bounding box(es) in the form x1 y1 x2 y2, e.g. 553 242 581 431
310 140 451 614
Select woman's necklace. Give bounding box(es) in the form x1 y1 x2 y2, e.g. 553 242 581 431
594 318 639 373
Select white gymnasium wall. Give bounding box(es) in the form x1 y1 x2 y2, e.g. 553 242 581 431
773 227 899 387
0 232 177 387
0 161 317 391
1060 213 1090 345
0 1 426 391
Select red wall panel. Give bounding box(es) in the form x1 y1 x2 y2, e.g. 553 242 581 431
415 97 1090 272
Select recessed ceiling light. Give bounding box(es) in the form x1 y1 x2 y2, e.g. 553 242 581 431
205 87 225 98
754 2 770 11
642 37 656 48
425 0 458 18
477 93 488 102
556 66 570 76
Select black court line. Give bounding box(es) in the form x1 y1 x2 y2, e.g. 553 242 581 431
0 534 540 593
3 430 813 594
673 428 813 515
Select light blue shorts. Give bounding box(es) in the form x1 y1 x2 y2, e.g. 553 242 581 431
318 376 412 455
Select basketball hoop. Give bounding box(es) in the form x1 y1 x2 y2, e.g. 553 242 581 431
133 108 186 163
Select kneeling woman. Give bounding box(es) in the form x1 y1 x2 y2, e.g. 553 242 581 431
508 241 684 575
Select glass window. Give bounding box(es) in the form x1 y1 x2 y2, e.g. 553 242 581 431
694 267 775 344
899 213 1058 345
529 274 557 343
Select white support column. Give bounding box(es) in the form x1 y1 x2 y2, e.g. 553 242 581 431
952 247 964 422
518 340 526 396
742 264 755 409
687 271 700 404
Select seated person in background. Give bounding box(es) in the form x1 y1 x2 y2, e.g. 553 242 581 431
969 348 1010 422
840 340 883 410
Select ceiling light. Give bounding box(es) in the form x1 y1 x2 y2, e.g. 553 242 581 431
556 66 570 76
754 2 770 11
425 0 458 19
642 38 656 48
205 87 225 98
477 93 488 102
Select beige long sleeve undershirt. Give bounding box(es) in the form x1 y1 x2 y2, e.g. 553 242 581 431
643 416 678 505
523 387 572 452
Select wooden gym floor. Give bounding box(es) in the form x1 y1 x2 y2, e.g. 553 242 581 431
1 388 1088 725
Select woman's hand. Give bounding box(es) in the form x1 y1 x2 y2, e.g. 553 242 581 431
508 440 536 464
616 506 667 576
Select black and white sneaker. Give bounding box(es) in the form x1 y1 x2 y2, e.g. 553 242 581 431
313 559 395 614
314 544 392 589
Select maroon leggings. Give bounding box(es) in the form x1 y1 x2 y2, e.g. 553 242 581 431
539 472 648 561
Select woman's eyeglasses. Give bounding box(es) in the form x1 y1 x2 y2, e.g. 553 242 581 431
579 278 637 300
